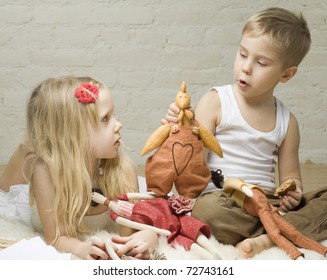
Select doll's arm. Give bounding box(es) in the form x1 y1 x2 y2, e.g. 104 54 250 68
198 123 223 158
222 178 258 208
91 192 171 236
140 123 171 156
118 192 156 201
110 212 171 236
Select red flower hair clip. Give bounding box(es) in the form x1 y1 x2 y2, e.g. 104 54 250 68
74 82 99 103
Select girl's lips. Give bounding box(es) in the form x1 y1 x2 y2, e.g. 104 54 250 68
114 138 121 147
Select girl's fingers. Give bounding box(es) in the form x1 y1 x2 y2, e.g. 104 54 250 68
131 242 150 255
88 245 109 260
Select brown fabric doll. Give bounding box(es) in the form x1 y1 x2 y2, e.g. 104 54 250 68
140 82 223 198
224 178 327 259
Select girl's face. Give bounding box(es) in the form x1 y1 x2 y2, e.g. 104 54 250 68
233 34 293 100
88 87 122 159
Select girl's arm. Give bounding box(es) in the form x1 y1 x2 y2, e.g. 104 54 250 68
277 113 303 212
0 135 32 191
32 163 108 260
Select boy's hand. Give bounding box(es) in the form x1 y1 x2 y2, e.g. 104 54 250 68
279 180 303 212
161 103 180 124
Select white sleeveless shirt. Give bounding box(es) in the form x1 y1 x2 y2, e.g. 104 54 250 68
205 85 290 194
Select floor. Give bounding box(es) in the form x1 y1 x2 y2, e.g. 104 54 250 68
1 164 326 192
298 164 327 192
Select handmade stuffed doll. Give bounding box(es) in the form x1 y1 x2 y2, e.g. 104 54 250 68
140 81 223 198
223 178 327 259
91 191 220 260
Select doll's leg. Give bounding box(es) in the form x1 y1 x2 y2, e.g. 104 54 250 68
244 190 303 259
196 233 222 259
272 210 327 257
174 138 211 198
190 242 214 259
105 239 121 260
193 191 265 245
258 211 303 259
145 155 175 197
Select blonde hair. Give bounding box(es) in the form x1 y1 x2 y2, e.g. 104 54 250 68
27 76 137 241
242 7 311 68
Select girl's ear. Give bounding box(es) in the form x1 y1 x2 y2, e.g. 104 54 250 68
280 66 298 83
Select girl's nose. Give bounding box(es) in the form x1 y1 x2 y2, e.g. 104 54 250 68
114 119 122 132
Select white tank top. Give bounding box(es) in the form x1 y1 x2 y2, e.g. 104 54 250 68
205 84 290 194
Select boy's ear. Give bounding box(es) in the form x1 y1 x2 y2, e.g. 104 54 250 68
280 66 298 83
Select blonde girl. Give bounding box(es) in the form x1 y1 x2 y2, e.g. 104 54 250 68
2 76 157 259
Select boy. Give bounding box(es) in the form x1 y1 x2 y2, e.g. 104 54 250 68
165 7 326 258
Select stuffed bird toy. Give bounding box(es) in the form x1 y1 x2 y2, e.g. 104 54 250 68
140 81 223 198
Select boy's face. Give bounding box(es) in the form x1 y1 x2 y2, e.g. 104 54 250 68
88 87 122 159
233 34 291 98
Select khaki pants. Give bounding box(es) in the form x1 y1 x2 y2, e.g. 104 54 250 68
192 186 327 245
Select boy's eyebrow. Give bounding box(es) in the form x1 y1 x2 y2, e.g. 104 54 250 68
239 44 274 62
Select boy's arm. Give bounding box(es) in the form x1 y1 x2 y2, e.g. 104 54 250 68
277 113 303 212
195 90 222 160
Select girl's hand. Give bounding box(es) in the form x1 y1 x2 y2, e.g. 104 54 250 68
279 180 303 212
86 236 110 260
111 229 159 260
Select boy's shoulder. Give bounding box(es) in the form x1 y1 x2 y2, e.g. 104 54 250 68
208 84 232 94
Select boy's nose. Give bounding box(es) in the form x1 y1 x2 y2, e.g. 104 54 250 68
242 62 252 75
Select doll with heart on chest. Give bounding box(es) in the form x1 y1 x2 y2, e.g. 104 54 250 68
141 81 223 199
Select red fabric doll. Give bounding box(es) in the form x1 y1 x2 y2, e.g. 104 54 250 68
91 191 218 260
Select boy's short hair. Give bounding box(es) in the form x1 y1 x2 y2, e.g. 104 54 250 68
242 7 311 68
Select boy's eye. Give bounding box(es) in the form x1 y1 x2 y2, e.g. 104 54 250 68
258 61 267 66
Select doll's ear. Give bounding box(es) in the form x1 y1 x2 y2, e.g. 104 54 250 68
280 66 297 83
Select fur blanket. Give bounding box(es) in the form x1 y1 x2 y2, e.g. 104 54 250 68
1 185 326 260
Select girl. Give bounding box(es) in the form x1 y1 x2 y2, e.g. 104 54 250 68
1 76 158 260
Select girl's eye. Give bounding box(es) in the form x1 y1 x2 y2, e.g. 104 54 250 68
102 115 110 122
239 52 247 58
258 61 267 66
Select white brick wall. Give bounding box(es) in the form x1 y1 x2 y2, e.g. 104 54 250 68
1 0 326 166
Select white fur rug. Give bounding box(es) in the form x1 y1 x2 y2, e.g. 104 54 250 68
1 185 326 260
1 214 327 260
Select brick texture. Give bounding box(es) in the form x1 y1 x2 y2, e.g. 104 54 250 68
0 1 326 165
